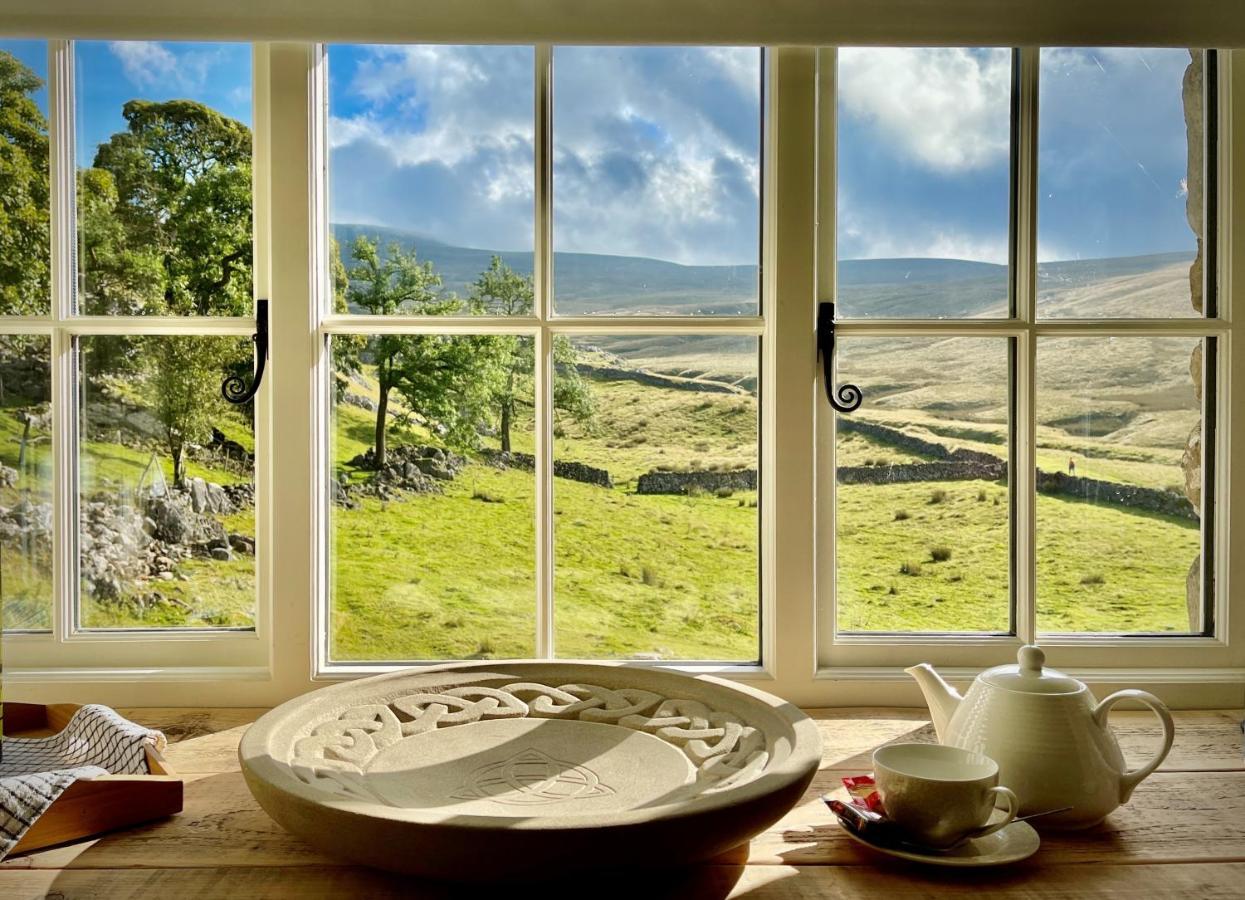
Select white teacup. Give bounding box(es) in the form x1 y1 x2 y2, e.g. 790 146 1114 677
872 743 1018 849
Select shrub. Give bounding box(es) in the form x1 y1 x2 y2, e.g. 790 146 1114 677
900 560 924 577
930 545 953 563
687 484 709 498
993 496 1001 506
475 639 495 657
887 582 899 595
977 488 988 502
1081 573 1106 586
715 487 734 499
471 488 504 504
694 441 711 452
928 489 947 505
947 573 963 583
641 565 661 587
894 509 911 521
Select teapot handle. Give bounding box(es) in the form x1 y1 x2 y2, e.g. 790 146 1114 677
1092 689 1175 804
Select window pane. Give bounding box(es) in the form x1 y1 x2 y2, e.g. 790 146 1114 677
836 48 1012 319
328 333 536 661
327 45 534 315
552 47 761 316
1038 49 1207 318
0 335 51 631
0 41 50 316
74 41 252 316
553 335 759 660
1035 336 1205 633
77 335 256 628
835 337 1011 633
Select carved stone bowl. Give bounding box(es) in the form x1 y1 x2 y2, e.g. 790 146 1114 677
240 662 821 881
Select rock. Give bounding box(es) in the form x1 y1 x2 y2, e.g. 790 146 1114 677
189 478 210 513
0 465 17 488
210 547 233 562
229 533 255 554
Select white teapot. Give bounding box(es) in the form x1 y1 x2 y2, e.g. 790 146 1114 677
906 645 1174 829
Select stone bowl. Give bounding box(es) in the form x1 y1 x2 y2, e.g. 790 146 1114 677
240 661 821 881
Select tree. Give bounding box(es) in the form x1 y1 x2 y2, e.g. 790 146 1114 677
329 235 364 403
144 336 238 485
468 256 594 452
77 100 254 483
0 50 50 316
82 99 252 317
347 236 469 467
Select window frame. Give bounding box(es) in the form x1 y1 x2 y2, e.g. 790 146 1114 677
0 39 272 679
1 39 1241 710
815 47 1243 686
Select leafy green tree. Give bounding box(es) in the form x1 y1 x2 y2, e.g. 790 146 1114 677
347 236 488 467
468 256 594 452
329 235 364 402
142 336 240 485
82 99 252 317
0 50 50 316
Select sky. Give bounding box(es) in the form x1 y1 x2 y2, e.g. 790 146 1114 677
0 40 1199 267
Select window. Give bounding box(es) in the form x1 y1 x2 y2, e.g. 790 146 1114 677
2 40 263 672
0 27 1240 709
321 44 763 667
822 47 1225 671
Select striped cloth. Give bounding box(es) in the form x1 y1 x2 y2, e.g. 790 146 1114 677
0 705 166 859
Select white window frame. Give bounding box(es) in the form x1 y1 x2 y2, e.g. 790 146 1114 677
0 40 272 681
814 47 1245 702
0 25 1239 710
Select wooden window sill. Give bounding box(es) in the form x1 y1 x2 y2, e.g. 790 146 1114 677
2 706 1242 897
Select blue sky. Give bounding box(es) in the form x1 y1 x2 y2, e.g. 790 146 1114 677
1 40 1199 266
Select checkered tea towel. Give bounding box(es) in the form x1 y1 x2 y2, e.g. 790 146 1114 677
0 704 166 859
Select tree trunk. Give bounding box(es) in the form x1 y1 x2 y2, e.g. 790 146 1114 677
500 398 512 453
375 384 390 469
172 444 184 486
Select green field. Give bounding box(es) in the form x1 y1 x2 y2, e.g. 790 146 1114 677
0 318 1203 653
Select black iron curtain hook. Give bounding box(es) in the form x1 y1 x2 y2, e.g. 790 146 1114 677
222 299 269 405
817 301 862 413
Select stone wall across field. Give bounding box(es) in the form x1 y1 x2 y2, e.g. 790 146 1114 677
576 364 745 396
636 469 757 495
833 431 1197 521
484 450 613 488
837 418 952 460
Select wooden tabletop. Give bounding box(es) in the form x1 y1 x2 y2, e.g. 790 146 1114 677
1 706 1242 898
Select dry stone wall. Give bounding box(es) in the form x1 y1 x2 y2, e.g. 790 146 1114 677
636 469 756 495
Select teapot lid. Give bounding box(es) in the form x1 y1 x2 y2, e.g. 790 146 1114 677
980 645 1083 695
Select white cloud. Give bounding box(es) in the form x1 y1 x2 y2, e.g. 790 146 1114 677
108 41 222 92
837 48 1011 173
109 41 178 89
328 45 761 264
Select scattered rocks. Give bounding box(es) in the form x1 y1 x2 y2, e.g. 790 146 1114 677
341 392 376 412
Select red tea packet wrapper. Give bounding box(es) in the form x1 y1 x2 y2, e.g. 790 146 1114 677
841 774 885 814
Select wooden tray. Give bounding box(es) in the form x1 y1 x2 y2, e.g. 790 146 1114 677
4 702 183 855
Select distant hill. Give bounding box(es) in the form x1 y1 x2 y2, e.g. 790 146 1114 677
331 223 1195 319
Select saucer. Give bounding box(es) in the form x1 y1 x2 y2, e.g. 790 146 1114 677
839 819 1040 867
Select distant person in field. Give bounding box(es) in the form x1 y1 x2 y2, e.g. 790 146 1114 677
1068 457 1077 476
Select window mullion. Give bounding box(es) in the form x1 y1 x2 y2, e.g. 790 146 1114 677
1013 47 1040 645
533 43 554 658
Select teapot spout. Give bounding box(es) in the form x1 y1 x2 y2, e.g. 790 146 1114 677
905 662 962 742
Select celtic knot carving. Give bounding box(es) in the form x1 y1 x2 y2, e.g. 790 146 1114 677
289 682 771 805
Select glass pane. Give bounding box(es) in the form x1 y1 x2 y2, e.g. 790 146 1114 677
1038 49 1206 318
1035 336 1205 633
77 335 256 628
74 41 252 316
552 47 761 316
835 337 1010 633
553 334 759 659
836 48 1012 319
327 45 534 315
0 335 51 631
0 41 50 316
328 333 536 660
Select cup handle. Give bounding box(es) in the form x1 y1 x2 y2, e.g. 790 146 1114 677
966 786 1018 841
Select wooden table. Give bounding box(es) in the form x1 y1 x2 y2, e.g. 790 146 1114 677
1 707 1241 898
